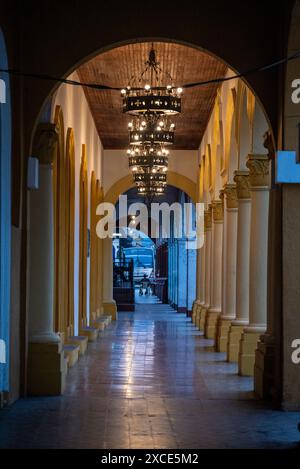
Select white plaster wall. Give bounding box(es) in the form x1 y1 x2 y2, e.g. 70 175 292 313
103 149 198 194
52 72 103 333
199 70 239 194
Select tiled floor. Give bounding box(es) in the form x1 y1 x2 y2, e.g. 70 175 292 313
134 287 161 304
1 303 300 449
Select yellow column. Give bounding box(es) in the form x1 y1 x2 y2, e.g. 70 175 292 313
97 184 104 315
27 123 66 395
102 236 118 320
78 146 88 332
89 172 97 321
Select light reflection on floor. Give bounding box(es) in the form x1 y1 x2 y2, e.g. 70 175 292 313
0 302 300 448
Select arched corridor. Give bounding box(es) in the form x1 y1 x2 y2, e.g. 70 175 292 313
1 305 300 449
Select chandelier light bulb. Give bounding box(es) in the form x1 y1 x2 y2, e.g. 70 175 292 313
128 122 133 128
159 121 164 127
157 126 161 131
177 87 183 94
145 84 151 91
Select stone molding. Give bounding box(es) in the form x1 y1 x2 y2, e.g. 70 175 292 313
32 123 59 165
212 200 224 222
246 154 269 187
224 183 238 209
234 170 251 199
204 206 212 231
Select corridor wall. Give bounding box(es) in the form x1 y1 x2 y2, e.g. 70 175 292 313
52 72 103 335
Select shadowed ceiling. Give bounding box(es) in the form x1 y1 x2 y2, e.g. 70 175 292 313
77 42 227 150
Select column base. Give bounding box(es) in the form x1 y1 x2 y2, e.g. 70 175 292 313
27 341 67 395
191 301 198 324
227 324 245 362
67 336 88 355
102 300 118 321
205 309 220 340
199 306 208 331
254 334 276 401
195 305 201 329
216 318 233 352
193 301 203 328
238 331 261 376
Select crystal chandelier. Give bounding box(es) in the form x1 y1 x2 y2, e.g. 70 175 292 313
121 45 182 197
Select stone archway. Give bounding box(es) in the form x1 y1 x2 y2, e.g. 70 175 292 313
104 171 197 205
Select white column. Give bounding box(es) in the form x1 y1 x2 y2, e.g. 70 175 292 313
199 240 206 307
102 236 117 320
239 154 269 376
177 239 187 313
27 123 66 395
174 240 179 307
187 247 196 315
205 200 223 339
220 189 227 327
199 207 212 330
192 247 202 324
216 184 238 352
228 171 251 362
168 241 173 304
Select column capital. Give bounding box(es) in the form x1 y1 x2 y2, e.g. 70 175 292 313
212 199 224 223
224 183 238 209
246 154 269 188
219 188 225 204
234 170 251 199
32 123 59 165
204 206 212 231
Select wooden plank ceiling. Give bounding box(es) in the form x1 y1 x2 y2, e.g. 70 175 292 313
77 42 227 150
